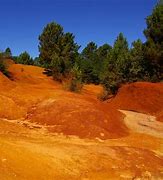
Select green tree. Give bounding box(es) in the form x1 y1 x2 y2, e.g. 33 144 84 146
144 1 163 79
144 1 163 44
39 22 64 67
4 47 12 58
17 51 33 65
108 32 130 81
63 63 83 92
96 44 112 60
38 22 79 81
129 39 146 81
80 42 101 84
0 52 9 76
33 57 41 66
81 42 97 59
100 33 130 94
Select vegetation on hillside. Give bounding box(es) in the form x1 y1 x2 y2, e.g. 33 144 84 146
0 52 9 76
38 22 82 91
143 1 163 80
0 1 162 94
15 51 34 65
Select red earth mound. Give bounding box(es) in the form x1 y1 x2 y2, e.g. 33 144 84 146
1 64 163 138
8 64 55 85
26 94 128 140
109 82 163 117
0 71 10 85
0 71 14 90
0 64 128 139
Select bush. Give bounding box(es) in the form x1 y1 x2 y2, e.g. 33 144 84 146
62 64 83 92
63 78 83 92
38 22 79 82
0 54 9 76
16 51 33 65
4 47 12 58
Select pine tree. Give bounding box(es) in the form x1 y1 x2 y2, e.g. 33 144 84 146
80 42 100 84
96 44 112 60
109 33 130 81
0 52 8 76
129 39 146 81
81 42 97 60
39 22 64 67
17 51 33 65
100 33 130 94
38 22 79 81
144 1 163 79
4 47 12 58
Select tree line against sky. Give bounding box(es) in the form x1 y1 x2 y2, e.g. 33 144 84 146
0 1 162 97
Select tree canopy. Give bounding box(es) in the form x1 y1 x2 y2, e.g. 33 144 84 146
16 51 33 65
4 47 12 58
38 22 79 81
144 1 163 79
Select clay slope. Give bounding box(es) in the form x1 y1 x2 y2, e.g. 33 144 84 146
0 71 14 90
0 64 128 139
109 82 163 118
0 119 163 180
0 63 163 179
27 96 127 139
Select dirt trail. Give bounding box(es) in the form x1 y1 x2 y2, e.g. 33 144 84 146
120 110 163 139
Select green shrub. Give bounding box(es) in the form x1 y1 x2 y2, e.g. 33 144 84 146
63 79 83 92
38 22 79 82
62 64 83 92
0 54 9 76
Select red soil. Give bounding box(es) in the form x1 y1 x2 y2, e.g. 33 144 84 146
1 64 162 138
27 96 128 139
0 64 128 139
1 63 163 179
157 110 163 122
0 72 14 90
109 82 163 118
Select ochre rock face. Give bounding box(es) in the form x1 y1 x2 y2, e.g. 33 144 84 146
0 63 163 179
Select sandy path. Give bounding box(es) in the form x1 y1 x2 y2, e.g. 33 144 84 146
120 110 163 139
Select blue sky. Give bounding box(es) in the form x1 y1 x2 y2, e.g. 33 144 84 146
0 0 156 57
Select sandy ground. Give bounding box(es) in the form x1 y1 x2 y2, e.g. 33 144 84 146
120 110 163 139
0 115 163 180
0 64 163 179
